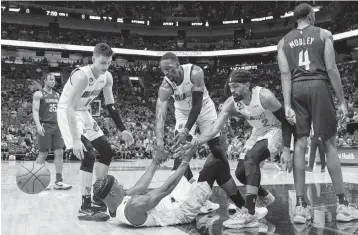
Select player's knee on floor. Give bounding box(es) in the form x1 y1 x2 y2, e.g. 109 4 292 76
207 137 229 165
91 136 113 166
80 136 96 173
235 159 247 185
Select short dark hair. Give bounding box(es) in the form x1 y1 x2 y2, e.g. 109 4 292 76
228 69 252 84
93 43 114 57
160 52 179 63
294 3 313 21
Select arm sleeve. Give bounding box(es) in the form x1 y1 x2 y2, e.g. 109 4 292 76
272 107 295 148
106 103 126 132
184 91 204 131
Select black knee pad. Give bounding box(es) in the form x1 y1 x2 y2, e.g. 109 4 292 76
91 136 113 166
80 136 96 173
207 137 229 165
244 139 270 165
243 160 261 187
235 159 246 185
199 159 231 186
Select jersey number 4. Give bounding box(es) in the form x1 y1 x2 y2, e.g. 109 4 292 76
298 50 311 70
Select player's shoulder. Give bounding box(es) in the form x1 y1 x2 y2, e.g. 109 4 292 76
33 90 43 99
71 69 89 85
259 87 275 101
319 28 333 41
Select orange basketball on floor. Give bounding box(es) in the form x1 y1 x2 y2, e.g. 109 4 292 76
16 162 51 194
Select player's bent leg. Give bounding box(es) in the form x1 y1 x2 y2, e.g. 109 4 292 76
78 136 109 221
235 160 273 208
91 135 113 179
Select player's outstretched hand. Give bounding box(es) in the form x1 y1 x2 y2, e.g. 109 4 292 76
153 144 168 164
172 131 188 151
285 106 296 125
37 125 45 136
181 142 198 163
281 150 292 173
121 130 134 146
72 140 87 160
173 142 192 159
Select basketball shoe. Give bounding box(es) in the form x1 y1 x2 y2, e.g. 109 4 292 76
294 204 312 224
78 206 110 221
53 181 72 190
256 190 275 208
228 202 237 214
223 207 268 229
336 203 358 222
92 195 107 212
199 200 220 214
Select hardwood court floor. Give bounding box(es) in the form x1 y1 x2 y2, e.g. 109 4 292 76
2 159 358 235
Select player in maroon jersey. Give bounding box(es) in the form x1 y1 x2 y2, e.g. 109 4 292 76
32 73 72 190
277 3 357 224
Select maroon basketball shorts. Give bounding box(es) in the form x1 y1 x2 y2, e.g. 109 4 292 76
291 79 337 141
38 122 65 152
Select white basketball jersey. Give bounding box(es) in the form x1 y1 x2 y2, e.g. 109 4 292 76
234 87 280 129
163 63 210 112
58 65 108 111
116 195 178 227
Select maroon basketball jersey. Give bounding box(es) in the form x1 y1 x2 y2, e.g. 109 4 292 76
39 90 59 124
283 25 328 82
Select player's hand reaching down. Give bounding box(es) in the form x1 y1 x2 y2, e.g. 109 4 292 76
72 140 87 160
173 141 198 161
338 102 348 123
121 130 134 146
172 130 188 151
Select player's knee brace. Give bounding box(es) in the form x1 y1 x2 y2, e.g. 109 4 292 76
91 136 113 166
199 159 231 186
235 159 247 185
207 137 229 165
80 136 96 173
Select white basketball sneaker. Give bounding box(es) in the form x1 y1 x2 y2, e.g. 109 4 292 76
256 190 275 207
223 207 268 229
54 181 72 190
199 200 220 214
336 203 358 222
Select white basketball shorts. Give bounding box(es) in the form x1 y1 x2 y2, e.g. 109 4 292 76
175 98 220 138
57 108 104 149
239 126 283 160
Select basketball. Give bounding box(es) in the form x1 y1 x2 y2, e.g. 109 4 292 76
16 162 51 194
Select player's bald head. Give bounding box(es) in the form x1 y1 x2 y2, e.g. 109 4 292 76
294 3 314 21
160 52 179 64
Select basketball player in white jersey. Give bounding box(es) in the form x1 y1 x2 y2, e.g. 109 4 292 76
176 69 295 228
57 43 134 221
156 52 247 214
92 142 268 227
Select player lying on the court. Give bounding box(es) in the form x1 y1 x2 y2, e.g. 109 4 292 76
156 52 245 214
93 144 268 227
175 69 295 228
